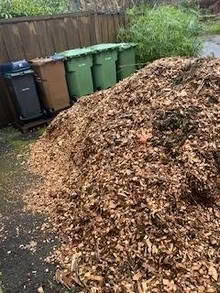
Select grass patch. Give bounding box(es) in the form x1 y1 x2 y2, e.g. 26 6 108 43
0 126 45 186
8 139 33 153
0 126 45 154
118 5 203 64
205 21 220 34
37 126 46 136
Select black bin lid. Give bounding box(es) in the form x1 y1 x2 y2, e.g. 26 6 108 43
0 60 30 75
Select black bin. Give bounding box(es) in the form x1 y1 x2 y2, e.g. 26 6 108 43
1 60 44 123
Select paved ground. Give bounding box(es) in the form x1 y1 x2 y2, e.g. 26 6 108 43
0 127 67 293
200 34 220 57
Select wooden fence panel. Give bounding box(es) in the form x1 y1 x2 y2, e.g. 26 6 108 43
107 14 116 42
68 17 82 48
63 17 73 49
77 15 92 47
94 14 103 44
0 27 9 63
34 20 55 57
114 13 121 32
100 14 109 43
89 14 97 45
46 19 67 53
1 24 25 61
17 22 42 59
53 18 69 53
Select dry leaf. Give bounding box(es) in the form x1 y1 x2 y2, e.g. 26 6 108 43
109 201 116 209
136 129 152 144
55 270 62 284
208 265 218 281
88 275 104 283
178 90 187 97
62 273 72 289
133 272 142 281
137 280 148 293
163 279 170 286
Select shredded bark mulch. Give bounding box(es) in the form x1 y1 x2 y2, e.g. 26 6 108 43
27 57 220 293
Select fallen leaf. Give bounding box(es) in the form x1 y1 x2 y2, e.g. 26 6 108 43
163 279 170 286
136 129 152 144
178 90 187 97
109 201 116 209
208 265 218 281
133 272 142 281
89 275 104 283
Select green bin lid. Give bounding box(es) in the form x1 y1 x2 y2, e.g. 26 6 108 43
117 42 137 51
89 43 119 53
89 43 137 53
57 48 93 59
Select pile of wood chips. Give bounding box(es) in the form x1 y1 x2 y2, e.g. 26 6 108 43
29 57 220 293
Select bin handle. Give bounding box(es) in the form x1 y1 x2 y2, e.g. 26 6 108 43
35 76 42 83
34 74 47 83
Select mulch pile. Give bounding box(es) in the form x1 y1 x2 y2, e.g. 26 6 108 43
29 57 220 293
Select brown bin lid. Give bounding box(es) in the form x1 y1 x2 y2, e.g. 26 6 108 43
29 58 54 66
30 55 64 66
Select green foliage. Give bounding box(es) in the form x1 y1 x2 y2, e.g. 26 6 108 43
118 5 203 63
205 21 220 34
178 0 199 10
0 0 68 19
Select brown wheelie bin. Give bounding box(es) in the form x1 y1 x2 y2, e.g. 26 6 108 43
29 56 70 115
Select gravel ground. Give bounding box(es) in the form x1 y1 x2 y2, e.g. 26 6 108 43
0 127 67 293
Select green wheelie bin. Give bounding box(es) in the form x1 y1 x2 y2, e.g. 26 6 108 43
89 44 118 90
116 43 137 81
57 48 94 99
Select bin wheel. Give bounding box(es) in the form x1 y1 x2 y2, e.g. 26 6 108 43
18 117 25 127
42 109 48 118
71 97 77 104
19 116 25 124
48 108 55 118
70 100 75 106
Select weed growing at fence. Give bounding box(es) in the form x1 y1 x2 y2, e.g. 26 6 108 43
205 21 220 34
118 5 203 63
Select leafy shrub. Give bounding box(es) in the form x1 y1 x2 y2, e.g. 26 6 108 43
0 0 67 19
118 5 203 63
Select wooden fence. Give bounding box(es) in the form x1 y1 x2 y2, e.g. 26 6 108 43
0 12 126 127
0 12 126 63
